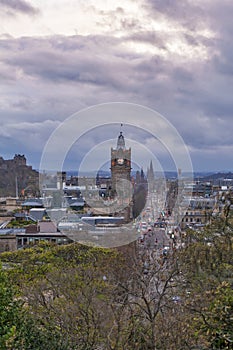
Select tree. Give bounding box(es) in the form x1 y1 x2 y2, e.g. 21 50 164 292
197 282 233 349
1 242 121 349
0 261 70 350
0 202 232 350
105 245 180 349
0 265 21 349
173 207 233 349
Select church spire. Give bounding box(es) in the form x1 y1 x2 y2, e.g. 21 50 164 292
147 160 155 182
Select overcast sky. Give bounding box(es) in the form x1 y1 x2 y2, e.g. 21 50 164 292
0 0 232 172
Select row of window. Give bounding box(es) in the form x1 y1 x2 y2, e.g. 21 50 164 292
17 237 70 247
185 211 208 215
182 217 202 223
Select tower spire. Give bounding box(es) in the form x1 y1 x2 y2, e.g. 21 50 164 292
117 130 125 150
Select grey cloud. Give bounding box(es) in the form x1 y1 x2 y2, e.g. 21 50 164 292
0 34 224 109
171 67 193 83
146 0 204 30
0 64 18 81
0 20 232 171
126 30 166 49
213 36 233 77
97 6 141 33
2 36 143 92
0 0 39 16
201 2 233 62
0 119 61 163
120 17 142 31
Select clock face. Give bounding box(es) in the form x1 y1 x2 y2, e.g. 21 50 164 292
117 158 124 165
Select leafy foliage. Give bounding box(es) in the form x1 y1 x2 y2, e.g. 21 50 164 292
0 266 20 349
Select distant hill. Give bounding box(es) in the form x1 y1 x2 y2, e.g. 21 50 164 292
198 172 233 181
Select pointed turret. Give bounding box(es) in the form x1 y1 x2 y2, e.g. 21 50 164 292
117 131 126 150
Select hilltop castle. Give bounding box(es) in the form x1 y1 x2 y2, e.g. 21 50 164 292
0 154 39 197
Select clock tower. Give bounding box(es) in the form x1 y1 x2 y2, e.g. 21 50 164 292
110 131 132 221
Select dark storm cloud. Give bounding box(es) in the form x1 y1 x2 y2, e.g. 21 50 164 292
0 0 39 16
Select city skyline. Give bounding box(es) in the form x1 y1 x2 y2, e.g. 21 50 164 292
0 1 232 172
